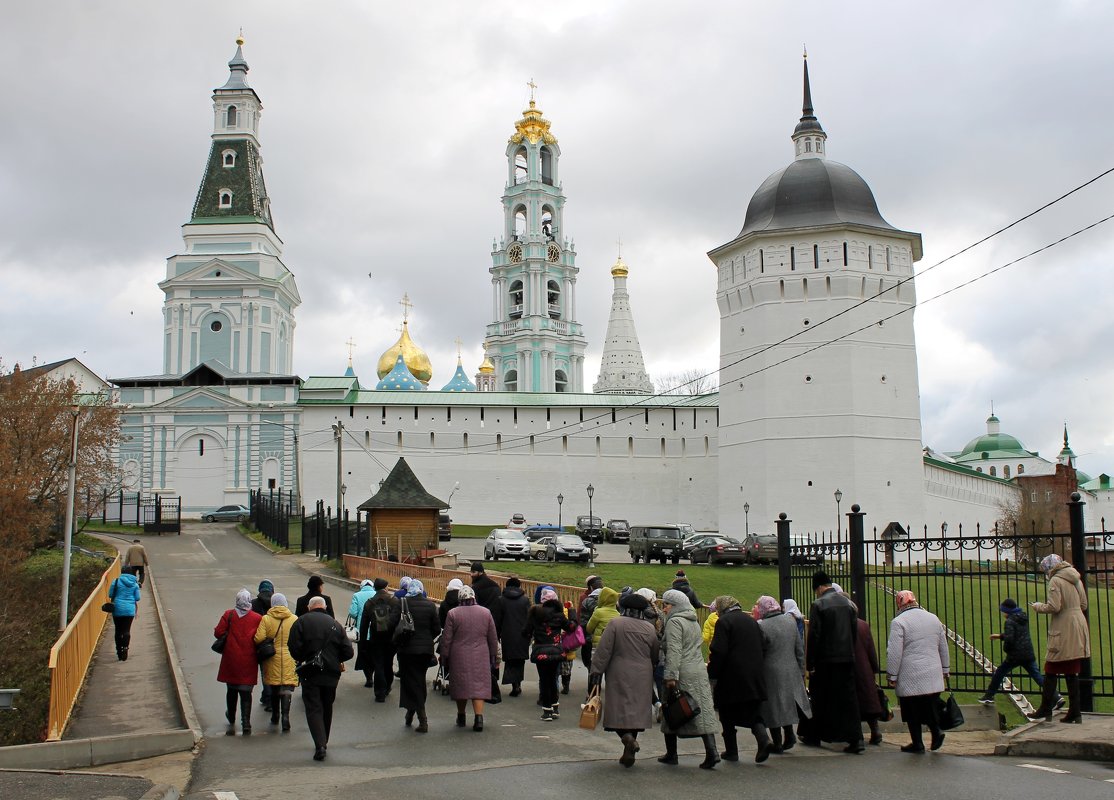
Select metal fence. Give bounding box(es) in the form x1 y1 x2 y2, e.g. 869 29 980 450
778 494 1111 711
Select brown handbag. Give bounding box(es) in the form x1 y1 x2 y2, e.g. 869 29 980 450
579 686 602 730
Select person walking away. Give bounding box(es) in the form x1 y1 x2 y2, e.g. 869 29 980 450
586 587 620 650
979 598 1054 708
578 576 603 669
359 578 398 702
215 589 262 735
702 608 719 652
591 592 660 767
124 539 149 587
440 578 464 629
251 579 276 713
1029 553 1090 724
846 597 884 746
491 577 531 696
440 585 499 731
886 590 949 753
470 562 501 608
525 588 577 720
254 592 298 732
753 595 811 754
670 570 702 609
295 575 335 618
805 571 864 753
391 579 440 732
708 595 772 764
348 579 378 687
658 589 720 769
108 566 141 660
287 596 354 761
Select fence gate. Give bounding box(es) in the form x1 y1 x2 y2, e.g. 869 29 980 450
141 495 181 535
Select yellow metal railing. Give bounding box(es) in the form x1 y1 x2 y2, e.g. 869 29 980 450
46 556 121 741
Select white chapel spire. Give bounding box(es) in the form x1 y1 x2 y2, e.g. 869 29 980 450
593 253 653 395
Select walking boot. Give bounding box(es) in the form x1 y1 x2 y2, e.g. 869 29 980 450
225 691 237 735
456 711 467 727
541 706 555 721
769 726 784 754
239 692 252 736
658 733 679 765
619 732 640 767
510 683 522 697
699 734 721 769
1060 675 1082 724
752 724 772 763
1028 676 1057 721
473 714 484 732
270 691 280 725
868 719 883 746
405 708 415 727
416 707 429 733
782 725 797 751
280 694 292 732
551 702 560 720
561 675 571 695
719 727 739 761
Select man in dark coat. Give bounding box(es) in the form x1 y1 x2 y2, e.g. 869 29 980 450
295 575 335 618
359 578 398 702
805 571 864 753
470 562 502 609
288 596 354 761
491 577 532 696
707 595 772 763
671 570 702 609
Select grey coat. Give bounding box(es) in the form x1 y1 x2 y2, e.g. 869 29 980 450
886 606 949 698
440 604 499 701
591 614 660 731
757 611 811 727
660 600 717 736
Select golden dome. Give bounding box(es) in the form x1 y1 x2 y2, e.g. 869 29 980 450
478 353 495 374
509 100 557 146
611 255 629 277
376 322 432 385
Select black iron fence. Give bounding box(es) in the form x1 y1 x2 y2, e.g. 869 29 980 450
778 494 1112 710
94 491 180 533
140 494 181 534
248 490 369 560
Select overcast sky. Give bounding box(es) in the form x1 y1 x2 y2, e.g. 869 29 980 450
2 1 1112 481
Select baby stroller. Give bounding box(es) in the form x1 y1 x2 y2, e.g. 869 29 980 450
432 636 450 695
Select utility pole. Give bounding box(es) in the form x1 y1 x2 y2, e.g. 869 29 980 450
332 422 344 524
60 405 81 631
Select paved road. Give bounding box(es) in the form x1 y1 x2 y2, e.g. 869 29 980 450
135 525 1114 800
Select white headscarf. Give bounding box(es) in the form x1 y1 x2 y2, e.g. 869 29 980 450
447 578 464 591
234 588 253 617
782 598 803 621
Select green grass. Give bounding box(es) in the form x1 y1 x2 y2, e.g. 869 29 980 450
82 522 146 535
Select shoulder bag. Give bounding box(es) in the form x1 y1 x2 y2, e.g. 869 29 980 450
296 649 326 679
561 623 586 652
392 598 415 644
256 618 284 661
102 579 118 613
937 691 964 730
877 686 894 722
211 611 232 653
662 685 701 729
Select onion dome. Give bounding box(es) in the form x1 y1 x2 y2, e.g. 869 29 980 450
611 255 629 277
376 321 432 385
509 100 557 145
478 349 495 375
954 414 1032 460
376 354 426 391
441 358 477 392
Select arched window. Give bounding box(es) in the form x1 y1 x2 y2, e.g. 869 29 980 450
219 190 233 208
547 280 561 317
503 370 518 392
1003 465 1011 479
513 206 527 240
804 140 812 152
508 280 524 318
514 147 528 184
554 369 568 392
628 437 634 457
868 245 874 270
226 105 237 127
815 139 823 154
541 207 555 239
989 466 997 477
540 146 554 185
222 149 236 168
1017 464 1025 474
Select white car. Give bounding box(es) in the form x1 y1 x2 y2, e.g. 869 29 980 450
484 528 530 561
529 536 555 560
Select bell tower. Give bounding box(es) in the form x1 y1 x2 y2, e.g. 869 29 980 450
483 84 587 392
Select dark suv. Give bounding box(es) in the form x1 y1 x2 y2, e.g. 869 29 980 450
628 525 685 564
575 515 604 544
438 512 452 542
605 519 630 544
523 524 564 542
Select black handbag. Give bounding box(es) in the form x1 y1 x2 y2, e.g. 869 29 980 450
256 618 283 661
296 649 326 679
937 691 965 730
877 686 894 722
393 598 415 644
663 686 701 729
101 602 116 614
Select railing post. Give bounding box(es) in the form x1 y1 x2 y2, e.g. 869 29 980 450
1068 491 1093 712
849 504 867 621
776 512 792 604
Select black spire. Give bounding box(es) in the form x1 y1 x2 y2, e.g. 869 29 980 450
794 49 825 137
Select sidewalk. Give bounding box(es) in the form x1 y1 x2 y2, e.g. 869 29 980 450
997 713 1114 761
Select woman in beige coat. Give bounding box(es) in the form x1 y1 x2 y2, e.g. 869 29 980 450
254 592 299 731
1029 553 1090 723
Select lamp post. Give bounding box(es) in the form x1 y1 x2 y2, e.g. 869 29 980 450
557 493 564 529
59 404 81 631
331 422 344 526
744 502 750 538
586 484 595 567
447 481 460 507
834 489 843 537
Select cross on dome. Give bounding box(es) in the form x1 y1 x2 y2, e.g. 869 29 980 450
399 293 413 323
345 337 356 367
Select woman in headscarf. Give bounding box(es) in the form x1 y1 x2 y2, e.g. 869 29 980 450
841 592 884 745
214 588 263 735
391 578 440 732
886 590 949 753
253 592 297 732
524 587 577 721
1029 553 1090 723
591 592 660 767
491 577 531 696
706 595 771 764
440 585 499 731
349 579 378 687
658 589 720 769
753 595 810 754
782 599 805 639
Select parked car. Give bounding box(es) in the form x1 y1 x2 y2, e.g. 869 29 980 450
529 536 556 560
681 533 722 558
628 524 685 564
203 504 249 523
575 515 604 544
688 535 746 565
742 533 824 565
668 522 696 538
523 524 564 542
483 528 530 561
604 519 630 544
507 513 528 531
438 512 452 542
546 534 593 562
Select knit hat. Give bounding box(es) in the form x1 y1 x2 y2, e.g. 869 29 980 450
373 578 389 591
674 569 686 579
619 593 650 612
812 570 832 590
999 598 1020 613
258 579 274 593
506 577 521 588
470 561 485 573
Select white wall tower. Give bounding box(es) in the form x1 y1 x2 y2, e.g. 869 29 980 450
594 255 653 395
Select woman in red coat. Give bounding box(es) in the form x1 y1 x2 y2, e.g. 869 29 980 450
214 589 263 735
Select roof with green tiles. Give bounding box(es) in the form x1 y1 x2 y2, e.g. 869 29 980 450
297 382 719 408
190 139 273 230
924 454 1011 483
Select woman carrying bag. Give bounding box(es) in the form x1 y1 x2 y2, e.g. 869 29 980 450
254 592 298 732
214 588 262 736
658 589 719 769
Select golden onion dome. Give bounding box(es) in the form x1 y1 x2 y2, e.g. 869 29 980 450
376 322 432 385
611 255 629 277
478 353 495 374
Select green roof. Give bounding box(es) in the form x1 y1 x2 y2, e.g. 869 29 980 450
301 376 360 391
950 431 1035 462
923 454 1011 482
298 386 718 408
190 139 274 230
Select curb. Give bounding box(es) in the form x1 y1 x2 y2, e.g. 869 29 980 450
0 730 196 771
141 784 182 800
148 567 203 742
994 714 1114 761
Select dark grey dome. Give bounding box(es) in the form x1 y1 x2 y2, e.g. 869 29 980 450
738 158 898 239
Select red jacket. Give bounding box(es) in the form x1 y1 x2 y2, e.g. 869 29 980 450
215 609 263 685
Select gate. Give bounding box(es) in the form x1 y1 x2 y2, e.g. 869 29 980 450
779 494 1112 710
141 495 181 534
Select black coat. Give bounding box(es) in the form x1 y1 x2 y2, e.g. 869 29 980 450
807 588 858 668
295 591 335 619
359 593 399 642
391 595 440 655
251 591 273 616
671 579 702 609
472 575 502 609
707 608 767 707
1002 611 1036 662
439 589 460 630
492 586 532 661
524 599 575 659
287 608 353 687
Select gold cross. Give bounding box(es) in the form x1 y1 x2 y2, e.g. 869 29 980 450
617 236 623 258
454 338 464 358
527 78 537 102
345 337 356 366
399 293 413 323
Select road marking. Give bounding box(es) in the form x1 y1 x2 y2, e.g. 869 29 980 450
1018 763 1070 774
214 793 240 800
197 539 215 560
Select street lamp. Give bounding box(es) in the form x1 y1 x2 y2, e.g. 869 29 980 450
448 481 460 505
557 493 564 529
586 484 595 567
834 489 843 537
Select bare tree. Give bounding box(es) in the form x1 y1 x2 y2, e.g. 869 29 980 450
654 368 718 396
997 492 1064 568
